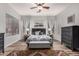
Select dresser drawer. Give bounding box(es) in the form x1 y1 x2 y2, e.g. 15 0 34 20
0 33 4 53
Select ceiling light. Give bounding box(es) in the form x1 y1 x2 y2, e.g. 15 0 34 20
37 6 42 10
30 3 50 13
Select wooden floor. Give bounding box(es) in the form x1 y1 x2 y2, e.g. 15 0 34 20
0 40 79 56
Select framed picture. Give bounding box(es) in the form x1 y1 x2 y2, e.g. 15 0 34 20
6 14 19 36
67 14 75 24
34 22 44 27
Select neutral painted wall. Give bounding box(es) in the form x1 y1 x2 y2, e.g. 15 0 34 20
5 4 21 48
21 16 31 34
55 4 79 41
0 4 5 33
0 4 21 48
21 16 55 35
30 16 48 35
47 16 56 28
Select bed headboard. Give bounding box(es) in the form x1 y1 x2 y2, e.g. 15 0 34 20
32 28 46 35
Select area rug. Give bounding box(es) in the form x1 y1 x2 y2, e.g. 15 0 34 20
7 49 69 56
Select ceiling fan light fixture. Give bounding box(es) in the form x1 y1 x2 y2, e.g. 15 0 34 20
37 6 42 10
30 3 50 13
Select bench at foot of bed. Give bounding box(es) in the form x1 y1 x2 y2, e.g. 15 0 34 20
28 41 51 48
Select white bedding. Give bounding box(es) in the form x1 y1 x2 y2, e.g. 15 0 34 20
26 35 52 44
28 35 51 40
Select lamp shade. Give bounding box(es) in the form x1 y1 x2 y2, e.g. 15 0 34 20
26 28 29 31
48 28 51 31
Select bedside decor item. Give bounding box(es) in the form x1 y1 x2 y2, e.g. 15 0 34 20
26 28 30 34
67 14 75 24
48 28 51 31
48 28 51 34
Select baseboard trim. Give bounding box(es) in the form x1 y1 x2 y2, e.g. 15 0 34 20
4 39 21 49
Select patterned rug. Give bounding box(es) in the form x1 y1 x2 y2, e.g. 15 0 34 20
7 49 69 56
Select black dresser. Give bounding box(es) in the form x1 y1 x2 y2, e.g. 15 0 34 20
61 26 79 50
0 33 4 53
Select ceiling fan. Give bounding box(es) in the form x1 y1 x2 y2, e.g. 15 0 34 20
30 3 50 13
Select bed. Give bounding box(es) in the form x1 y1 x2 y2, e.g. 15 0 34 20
26 35 53 48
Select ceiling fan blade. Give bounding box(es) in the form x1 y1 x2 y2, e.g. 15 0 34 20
41 3 45 5
30 7 37 9
35 3 45 6
35 3 39 6
43 6 50 9
37 9 41 13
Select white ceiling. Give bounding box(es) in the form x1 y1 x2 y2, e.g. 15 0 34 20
9 3 71 16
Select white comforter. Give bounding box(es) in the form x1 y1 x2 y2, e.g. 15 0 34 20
26 35 53 44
